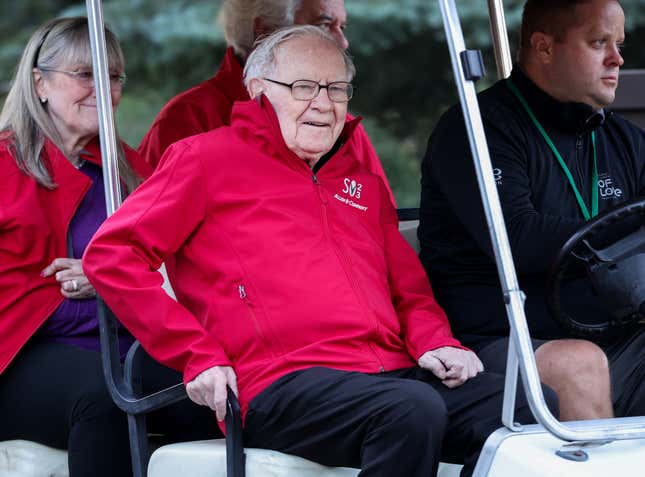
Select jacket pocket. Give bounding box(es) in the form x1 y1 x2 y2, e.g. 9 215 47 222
238 284 276 359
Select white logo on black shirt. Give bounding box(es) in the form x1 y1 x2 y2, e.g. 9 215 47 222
493 168 502 186
598 174 623 199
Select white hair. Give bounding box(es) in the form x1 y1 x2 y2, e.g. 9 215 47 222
243 25 355 86
218 0 304 60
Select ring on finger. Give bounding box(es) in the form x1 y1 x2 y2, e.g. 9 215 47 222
71 279 79 292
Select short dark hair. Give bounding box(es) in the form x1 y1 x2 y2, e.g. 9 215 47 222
519 0 604 52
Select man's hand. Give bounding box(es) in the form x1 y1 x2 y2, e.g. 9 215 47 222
418 347 484 388
186 366 238 421
41 258 96 299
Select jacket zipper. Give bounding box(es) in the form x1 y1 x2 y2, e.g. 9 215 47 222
238 284 276 358
311 173 386 371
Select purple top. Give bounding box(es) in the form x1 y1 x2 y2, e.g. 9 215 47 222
37 160 133 357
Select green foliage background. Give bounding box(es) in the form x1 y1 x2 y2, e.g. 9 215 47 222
2 0 645 206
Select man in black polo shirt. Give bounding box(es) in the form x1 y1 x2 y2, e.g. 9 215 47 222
420 0 645 421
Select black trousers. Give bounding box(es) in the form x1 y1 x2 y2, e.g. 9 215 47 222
476 328 645 417
244 366 557 477
0 340 221 477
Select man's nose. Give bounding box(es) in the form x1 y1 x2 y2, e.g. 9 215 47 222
331 28 349 50
311 87 334 109
607 43 624 67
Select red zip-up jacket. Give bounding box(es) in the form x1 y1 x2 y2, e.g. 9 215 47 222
0 137 150 375
84 97 463 417
137 47 396 206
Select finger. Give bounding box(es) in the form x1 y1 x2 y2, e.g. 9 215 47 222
41 258 74 277
226 370 239 396
214 376 228 421
442 376 466 388
186 383 207 406
61 280 78 292
468 358 480 378
420 354 447 379
55 269 84 282
475 356 484 373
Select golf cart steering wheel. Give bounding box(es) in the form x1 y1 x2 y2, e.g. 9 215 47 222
546 197 645 338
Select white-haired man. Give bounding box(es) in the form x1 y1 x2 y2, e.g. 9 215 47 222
86 26 556 477
137 0 393 204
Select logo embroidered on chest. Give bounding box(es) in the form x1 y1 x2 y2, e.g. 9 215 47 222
598 173 623 199
493 168 503 186
334 177 368 212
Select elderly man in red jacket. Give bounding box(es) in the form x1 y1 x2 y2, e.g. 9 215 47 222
138 0 394 205
85 26 552 477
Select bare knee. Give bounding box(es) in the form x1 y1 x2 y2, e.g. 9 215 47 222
535 339 612 419
535 339 608 382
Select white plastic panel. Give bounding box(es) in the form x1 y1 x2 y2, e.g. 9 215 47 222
485 431 645 477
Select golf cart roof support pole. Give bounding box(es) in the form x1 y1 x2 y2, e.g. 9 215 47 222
437 0 645 441
501 334 523 431
86 0 122 216
486 0 513 79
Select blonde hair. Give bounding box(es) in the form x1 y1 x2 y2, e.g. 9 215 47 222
0 16 139 191
219 0 302 60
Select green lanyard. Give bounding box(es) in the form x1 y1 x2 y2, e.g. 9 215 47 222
506 79 598 221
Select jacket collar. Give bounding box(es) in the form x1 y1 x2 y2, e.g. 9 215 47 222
510 66 605 134
230 95 362 170
214 47 251 105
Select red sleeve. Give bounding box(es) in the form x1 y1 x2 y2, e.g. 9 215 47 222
378 179 468 359
83 140 231 384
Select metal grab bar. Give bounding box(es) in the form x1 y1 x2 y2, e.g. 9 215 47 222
86 0 122 216
437 0 645 442
486 0 512 79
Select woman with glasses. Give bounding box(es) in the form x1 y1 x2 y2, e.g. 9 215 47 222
0 17 201 476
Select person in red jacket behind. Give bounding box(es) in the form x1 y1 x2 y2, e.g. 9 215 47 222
0 18 220 477
85 26 554 477
137 0 395 206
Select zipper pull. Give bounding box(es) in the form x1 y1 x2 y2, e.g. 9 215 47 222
312 172 319 184
576 135 583 149
238 285 247 299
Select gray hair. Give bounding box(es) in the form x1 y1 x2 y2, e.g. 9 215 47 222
218 0 303 60
0 17 139 191
243 25 355 86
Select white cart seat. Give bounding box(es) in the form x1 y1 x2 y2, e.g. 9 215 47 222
147 439 462 477
0 440 68 477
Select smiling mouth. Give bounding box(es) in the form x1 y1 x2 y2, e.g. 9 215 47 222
303 121 329 127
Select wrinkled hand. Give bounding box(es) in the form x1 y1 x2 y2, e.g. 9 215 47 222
186 366 238 421
418 347 484 388
41 258 96 299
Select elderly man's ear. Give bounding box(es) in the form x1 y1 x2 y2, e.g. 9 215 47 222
247 78 264 100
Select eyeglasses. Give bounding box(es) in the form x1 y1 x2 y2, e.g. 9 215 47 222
263 78 353 103
39 68 127 88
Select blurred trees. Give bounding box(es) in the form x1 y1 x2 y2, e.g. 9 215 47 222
2 0 645 206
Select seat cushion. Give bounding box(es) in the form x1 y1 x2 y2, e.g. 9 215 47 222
148 439 462 477
0 440 68 477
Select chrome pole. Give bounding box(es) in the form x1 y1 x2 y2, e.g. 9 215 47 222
437 0 645 442
486 0 513 79
86 0 122 216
